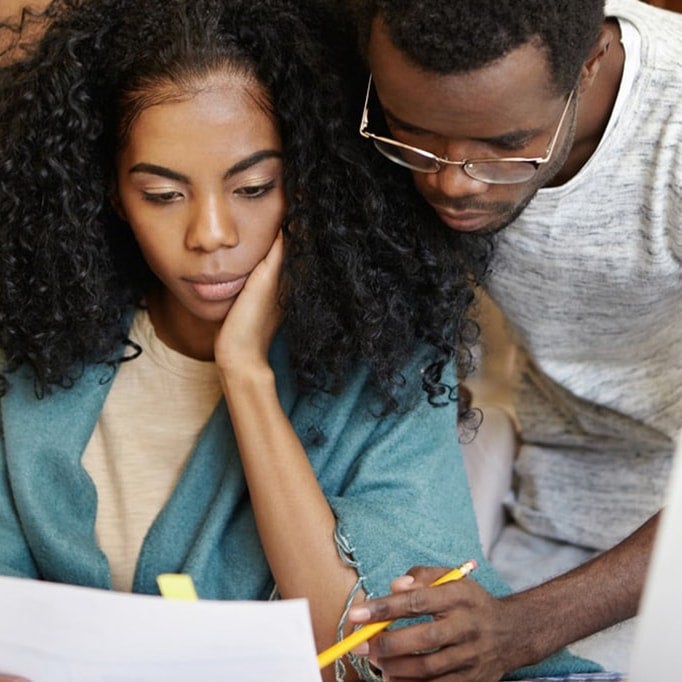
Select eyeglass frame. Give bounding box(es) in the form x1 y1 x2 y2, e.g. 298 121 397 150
359 74 576 185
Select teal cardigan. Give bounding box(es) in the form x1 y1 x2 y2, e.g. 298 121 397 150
0 334 597 679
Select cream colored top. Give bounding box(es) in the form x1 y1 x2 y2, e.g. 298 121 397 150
82 309 223 591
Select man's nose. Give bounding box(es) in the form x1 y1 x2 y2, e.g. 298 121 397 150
429 157 489 200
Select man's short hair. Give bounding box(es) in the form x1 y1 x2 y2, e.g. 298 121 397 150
353 0 605 93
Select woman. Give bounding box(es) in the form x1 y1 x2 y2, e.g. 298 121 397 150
0 1 512 680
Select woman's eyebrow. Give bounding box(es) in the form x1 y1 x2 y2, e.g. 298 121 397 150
128 150 283 183
224 149 283 178
129 163 189 183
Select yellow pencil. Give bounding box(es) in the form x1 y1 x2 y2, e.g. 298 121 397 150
317 559 477 669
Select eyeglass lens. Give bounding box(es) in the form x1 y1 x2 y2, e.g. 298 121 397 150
373 139 538 184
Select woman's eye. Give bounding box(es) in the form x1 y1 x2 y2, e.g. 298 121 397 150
142 191 183 204
234 180 276 198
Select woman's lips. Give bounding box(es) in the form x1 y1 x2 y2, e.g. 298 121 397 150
185 274 248 302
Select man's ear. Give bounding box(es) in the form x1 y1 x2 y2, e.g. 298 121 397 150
578 27 612 93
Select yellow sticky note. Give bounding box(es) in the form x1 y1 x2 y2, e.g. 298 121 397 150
157 573 199 601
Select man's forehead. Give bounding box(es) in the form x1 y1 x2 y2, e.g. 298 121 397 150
367 15 554 94
367 17 559 137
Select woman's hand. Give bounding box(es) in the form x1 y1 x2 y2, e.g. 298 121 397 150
214 225 362 668
213 230 285 377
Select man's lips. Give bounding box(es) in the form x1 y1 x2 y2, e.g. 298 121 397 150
434 208 492 232
184 273 248 302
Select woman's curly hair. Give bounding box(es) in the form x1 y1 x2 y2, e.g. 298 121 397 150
0 0 492 412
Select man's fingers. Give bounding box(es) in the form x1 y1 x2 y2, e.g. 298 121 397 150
349 580 473 624
390 574 416 592
371 614 475 658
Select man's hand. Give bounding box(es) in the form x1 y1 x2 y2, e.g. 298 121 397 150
348 567 519 681
347 515 658 680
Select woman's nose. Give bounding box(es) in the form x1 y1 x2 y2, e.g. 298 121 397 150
185 196 239 252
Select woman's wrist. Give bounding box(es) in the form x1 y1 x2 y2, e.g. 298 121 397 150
219 360 276 397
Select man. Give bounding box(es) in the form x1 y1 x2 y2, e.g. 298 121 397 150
346 0 681 679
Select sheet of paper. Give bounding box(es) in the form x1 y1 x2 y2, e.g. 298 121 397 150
0 576 322 681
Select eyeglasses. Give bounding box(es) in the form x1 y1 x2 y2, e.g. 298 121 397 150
359 75 575 185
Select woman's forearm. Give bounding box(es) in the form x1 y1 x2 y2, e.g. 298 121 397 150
221 365 364 662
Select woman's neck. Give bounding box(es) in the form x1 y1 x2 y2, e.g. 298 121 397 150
145 288 218 362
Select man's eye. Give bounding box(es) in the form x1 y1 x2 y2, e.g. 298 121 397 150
142 191 183 204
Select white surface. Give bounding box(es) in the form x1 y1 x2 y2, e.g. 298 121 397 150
0 577 321 681
461 405 515 556
629 431 682 681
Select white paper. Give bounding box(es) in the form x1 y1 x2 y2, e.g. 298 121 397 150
0 576 322 681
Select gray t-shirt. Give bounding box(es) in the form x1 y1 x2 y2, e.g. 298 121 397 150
486 0 682 550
